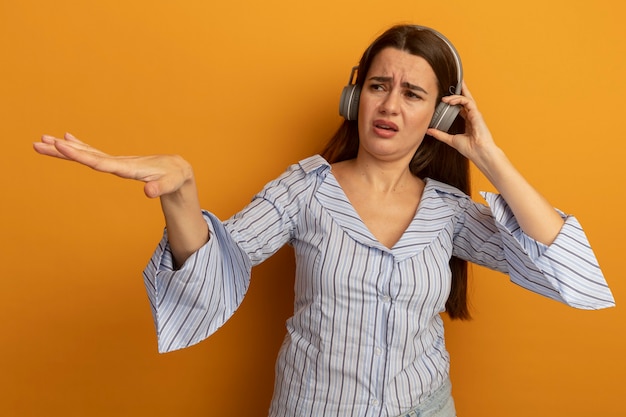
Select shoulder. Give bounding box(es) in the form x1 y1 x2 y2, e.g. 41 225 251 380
421 177 474 213
257 154 330 198
297 154 331 175
280 154 330 184
425 178 469 199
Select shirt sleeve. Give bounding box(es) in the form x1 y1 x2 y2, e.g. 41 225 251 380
142 211 253 353
453 191 615 310
142 161 315 353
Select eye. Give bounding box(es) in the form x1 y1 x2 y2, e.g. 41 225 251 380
404 90 423 100
369 83 385 92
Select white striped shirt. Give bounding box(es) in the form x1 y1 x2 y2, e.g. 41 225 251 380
143 155 614 417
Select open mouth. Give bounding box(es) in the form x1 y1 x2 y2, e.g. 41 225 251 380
374 121 399 132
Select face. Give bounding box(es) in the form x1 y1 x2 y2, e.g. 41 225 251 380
357 47 439 164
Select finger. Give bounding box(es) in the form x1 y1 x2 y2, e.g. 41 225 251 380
51 140 121 174
143 181 161 199
59 144 153 183
59 133 107 156
64 132 85 144
35 135 102 162
441 96 481 124
443 94 474 108
426 128 455 147
41 134 61 144
442 81 478 112
143 177 182 199
41 133 85 146
33 140 71 160
461 81 474 100
63 133 103 155
34 135 76 159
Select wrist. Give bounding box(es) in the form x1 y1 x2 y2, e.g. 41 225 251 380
473 144 509 181
161 176 197 208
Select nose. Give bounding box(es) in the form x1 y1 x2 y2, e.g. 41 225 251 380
379 89 400 115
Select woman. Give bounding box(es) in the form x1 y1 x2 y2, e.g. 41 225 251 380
34 24 614 417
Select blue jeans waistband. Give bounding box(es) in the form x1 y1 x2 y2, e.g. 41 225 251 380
398 378 455 417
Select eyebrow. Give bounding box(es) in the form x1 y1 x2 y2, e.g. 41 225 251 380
368 76 429 95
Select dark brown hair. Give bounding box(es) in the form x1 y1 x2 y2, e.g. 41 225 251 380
321 25 471 320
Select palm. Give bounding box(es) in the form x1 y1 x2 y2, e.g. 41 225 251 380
33 133 191 198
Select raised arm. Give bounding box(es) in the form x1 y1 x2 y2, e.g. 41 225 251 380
427 83 564 245
33 133 208 266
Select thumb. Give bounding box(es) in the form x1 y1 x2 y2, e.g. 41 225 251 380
143 175 187 199
143 181 162 199
426 128 454 147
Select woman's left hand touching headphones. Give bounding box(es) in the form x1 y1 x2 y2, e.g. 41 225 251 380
428 81 565 245
426 81 500 174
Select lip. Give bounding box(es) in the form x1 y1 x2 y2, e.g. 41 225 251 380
373 119 399 138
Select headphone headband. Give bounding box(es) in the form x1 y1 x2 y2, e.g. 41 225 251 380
417 25 463 95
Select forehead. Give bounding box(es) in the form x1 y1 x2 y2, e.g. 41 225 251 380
367 47 437 87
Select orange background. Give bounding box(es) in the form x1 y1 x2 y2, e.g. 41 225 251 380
2 1 625 416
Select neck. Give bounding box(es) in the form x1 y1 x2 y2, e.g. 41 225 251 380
351 152 417 194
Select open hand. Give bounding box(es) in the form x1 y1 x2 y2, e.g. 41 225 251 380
33 133 193 198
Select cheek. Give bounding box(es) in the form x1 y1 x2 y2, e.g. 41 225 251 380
412 105 437 128
357 94 374 119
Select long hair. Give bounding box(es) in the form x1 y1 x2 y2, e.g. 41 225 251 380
321 25 471 320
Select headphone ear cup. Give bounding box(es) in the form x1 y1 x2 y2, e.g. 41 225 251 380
429 102 461 133
339 84 361 121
